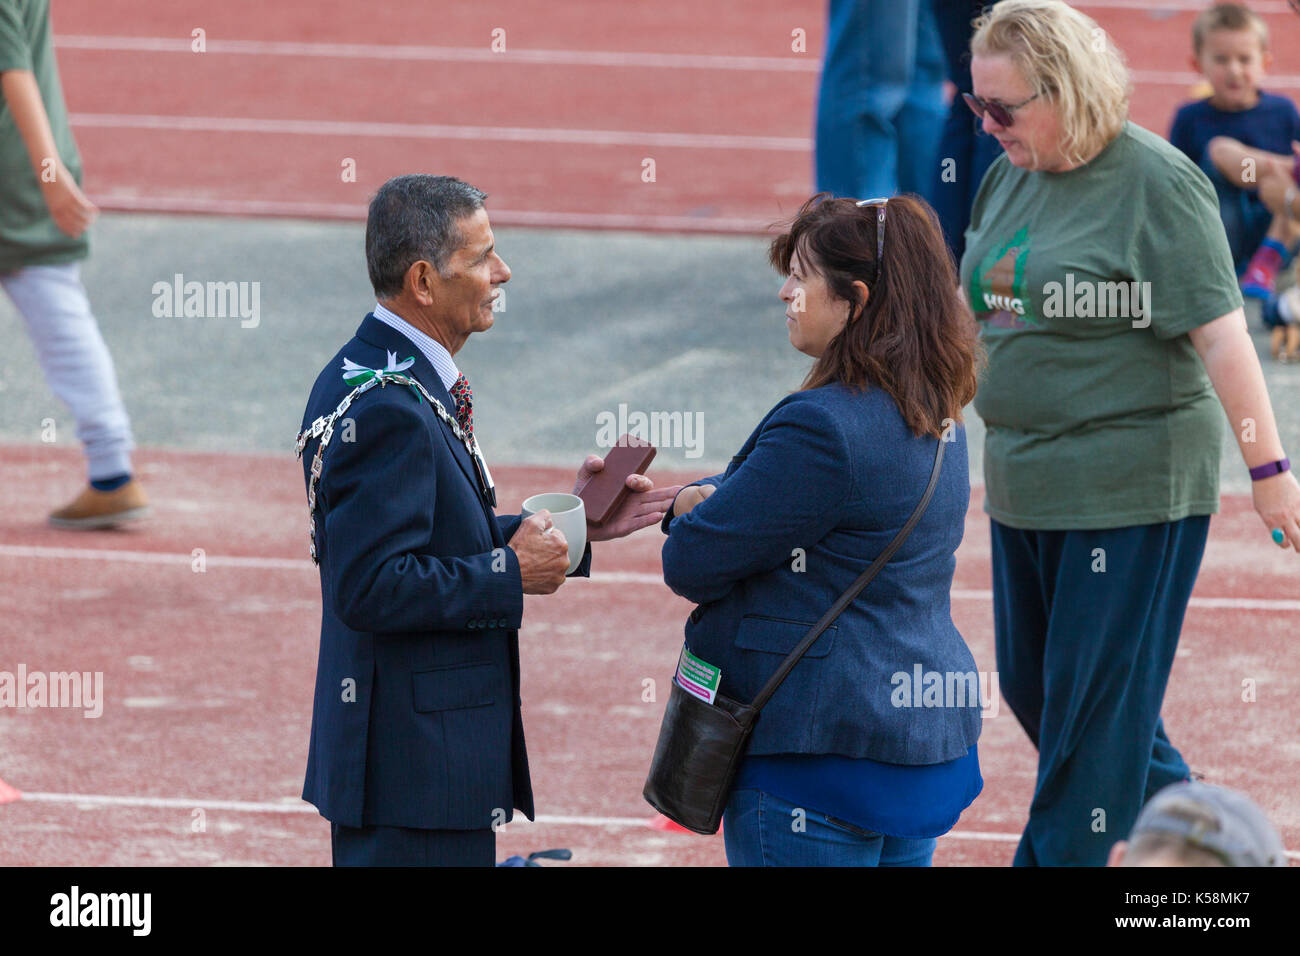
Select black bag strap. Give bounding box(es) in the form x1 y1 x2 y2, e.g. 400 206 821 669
749 437 946 713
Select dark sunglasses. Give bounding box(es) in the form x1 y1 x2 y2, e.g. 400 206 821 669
962 91 1039 128
856 196 888 283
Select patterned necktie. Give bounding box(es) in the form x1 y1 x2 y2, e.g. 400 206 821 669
449 372 474 441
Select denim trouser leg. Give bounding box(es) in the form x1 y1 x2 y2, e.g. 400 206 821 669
723 788 937 867
932 0 1005 259
816 0 922 199
990 517 1206 866
895 0 947 201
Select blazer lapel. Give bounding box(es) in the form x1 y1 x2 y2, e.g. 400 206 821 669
353 314 492 512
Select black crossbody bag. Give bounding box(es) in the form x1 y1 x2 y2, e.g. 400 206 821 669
642 439 945 834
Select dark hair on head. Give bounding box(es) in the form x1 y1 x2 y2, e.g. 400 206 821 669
366 174 487 298
769 193 983 439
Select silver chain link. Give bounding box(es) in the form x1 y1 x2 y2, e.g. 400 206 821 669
295 370 487 565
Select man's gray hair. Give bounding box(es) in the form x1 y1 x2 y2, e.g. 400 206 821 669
365 175 488 298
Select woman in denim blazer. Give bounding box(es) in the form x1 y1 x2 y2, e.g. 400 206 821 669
661 194 984 866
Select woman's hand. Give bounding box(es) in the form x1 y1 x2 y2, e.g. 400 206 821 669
572 454 681 542
672 483 715 517
1252 470 1300 552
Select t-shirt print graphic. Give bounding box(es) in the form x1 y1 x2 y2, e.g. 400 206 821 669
970 227 1038 330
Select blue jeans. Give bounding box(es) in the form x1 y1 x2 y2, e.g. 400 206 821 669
722 788 937 866
931 0 1005 260
815 0 947 201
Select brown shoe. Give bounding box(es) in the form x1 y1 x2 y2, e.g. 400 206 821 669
48 480 150 529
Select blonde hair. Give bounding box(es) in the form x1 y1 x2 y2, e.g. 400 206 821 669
1192 3 1269 56
971 0 1130 170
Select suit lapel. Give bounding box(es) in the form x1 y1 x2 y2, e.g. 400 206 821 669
353 314 494 517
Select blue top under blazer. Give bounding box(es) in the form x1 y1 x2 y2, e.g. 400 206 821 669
661 382 981 764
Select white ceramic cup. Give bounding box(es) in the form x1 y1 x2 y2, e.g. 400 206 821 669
520 492 587 575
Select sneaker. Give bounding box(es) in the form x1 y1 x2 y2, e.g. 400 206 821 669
1241 240 1288 300
48 480 150 529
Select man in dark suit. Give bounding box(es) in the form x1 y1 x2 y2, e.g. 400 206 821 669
297 175 678 866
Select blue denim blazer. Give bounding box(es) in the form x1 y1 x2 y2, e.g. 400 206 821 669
661 383 981 764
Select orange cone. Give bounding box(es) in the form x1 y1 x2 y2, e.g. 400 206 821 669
649 813 723 834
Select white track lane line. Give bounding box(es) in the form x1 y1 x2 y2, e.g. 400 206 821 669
10 791 1298 858
51 27 1300 73
2 543 1299 611
82 194 774 233
68 113 810 151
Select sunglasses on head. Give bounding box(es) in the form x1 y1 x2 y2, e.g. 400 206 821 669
962 91 1040 128
856 196 888 284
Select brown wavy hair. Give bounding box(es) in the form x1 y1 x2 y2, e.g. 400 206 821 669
769 193 982 439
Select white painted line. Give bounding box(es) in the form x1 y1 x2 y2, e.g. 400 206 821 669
51 34 1300 86
2 544 1298 611
53 35 821 72
10 791 1298 857
84 193 773 234
20 791 318 814
0 543 309 570
69 112 810 152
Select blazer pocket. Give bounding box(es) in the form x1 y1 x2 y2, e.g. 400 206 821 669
412 662 497 712
734 615 837 659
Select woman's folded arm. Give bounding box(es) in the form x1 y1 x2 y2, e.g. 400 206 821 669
661 399 854 604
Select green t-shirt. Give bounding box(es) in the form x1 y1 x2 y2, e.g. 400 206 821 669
960 121 1242 530
0 0 88 273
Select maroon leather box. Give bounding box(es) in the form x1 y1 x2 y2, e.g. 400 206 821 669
580 435 656 526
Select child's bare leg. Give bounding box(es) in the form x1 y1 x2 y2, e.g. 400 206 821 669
1265 211 1300 247
1206 137 1293 191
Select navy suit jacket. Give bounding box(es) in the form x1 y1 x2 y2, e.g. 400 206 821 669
299 314 588 830
661 383 981 764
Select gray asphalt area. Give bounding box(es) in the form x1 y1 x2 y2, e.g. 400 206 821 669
1 212 1295 494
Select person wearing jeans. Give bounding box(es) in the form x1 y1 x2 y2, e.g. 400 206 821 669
1 0 146 528
661 194 985 867
815 0 947 202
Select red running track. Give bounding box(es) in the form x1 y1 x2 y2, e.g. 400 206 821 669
48 0 1300 232
0 444 1295 866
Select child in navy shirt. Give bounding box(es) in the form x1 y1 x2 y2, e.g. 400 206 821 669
1169 3 1300 302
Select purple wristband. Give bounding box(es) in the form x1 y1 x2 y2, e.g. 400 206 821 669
1249 457 1290 481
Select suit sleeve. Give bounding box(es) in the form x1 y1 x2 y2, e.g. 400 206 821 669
661 400 852 605
321 401 524 634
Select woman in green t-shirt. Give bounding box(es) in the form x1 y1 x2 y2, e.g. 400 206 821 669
959 0 1300 866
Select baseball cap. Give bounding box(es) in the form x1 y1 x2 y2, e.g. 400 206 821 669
1130 781 1288 867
